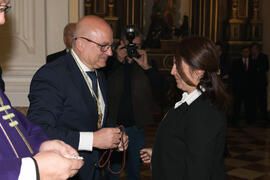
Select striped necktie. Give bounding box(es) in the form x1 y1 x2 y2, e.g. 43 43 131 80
86 71 98 96
86 71 102 128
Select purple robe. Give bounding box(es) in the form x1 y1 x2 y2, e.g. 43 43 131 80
0 90 47 179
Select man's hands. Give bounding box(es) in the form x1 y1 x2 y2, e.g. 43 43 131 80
93 127 128 151
34 131 128 180
39 140 79 157
34 151 83 180
34 140 83 180
117 131 128 151
116 41 152 70
140 148 152 164
132 49 151 70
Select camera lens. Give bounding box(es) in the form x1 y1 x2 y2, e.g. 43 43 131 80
125 25 141 59
126 26 135 33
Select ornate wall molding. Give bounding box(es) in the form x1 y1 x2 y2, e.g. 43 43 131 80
190 0 220 41
1 0 46 106
12 0 36 54
0 0 67 106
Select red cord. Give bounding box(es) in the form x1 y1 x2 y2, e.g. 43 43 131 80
98 125 126 174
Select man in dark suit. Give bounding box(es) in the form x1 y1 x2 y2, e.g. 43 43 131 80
215 42 232 87
46 23 76 64
27 15 128 180
232 46 256 124
251 43 269 121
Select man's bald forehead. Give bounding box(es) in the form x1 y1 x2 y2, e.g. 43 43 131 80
76 15 112 36
78 16 110 29
78 15 106 24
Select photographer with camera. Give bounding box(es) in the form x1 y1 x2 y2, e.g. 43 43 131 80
103 26 169 180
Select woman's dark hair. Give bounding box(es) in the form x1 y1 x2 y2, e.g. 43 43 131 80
175 36 231 112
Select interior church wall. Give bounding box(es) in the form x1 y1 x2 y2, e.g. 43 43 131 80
0 0 49 106
46 0 69 56
0 0 82 106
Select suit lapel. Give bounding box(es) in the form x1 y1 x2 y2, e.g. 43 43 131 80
97 71 108 125
97 71 107 104
65 53 98 112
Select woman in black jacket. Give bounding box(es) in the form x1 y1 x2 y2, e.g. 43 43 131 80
140 36 230 180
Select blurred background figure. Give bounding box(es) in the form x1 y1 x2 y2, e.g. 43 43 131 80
251 43 269 122
103 26 168 180
215 42 232 157
215 41 232 89
46 23 76 63
232 46 256 125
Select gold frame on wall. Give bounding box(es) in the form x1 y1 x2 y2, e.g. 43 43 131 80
190 0 219 41
94 0 106 15
238 0 249 18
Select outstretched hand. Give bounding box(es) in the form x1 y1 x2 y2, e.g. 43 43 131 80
140 148 152 164
39 140 79 157
34 151 83 180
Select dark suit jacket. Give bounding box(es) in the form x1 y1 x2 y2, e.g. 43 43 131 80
152 94 226 180
232 57 256 93
46 49 67 64
27 52 108 180
254 53 269 88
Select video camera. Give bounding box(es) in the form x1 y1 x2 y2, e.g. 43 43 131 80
123 25 141 59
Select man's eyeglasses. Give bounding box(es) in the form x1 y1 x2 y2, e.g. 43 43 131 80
0 4 11 14
75 37 115 52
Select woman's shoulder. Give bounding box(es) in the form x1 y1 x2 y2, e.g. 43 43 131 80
188 95 227 124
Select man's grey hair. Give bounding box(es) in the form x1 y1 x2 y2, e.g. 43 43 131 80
63 23 76 36
72 30 77 48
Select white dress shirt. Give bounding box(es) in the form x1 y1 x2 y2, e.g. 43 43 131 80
242 57 248 70
72 49 105 151
174 89 202 109
18 157 36 180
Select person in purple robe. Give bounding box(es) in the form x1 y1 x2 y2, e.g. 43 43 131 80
0 0 84 179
